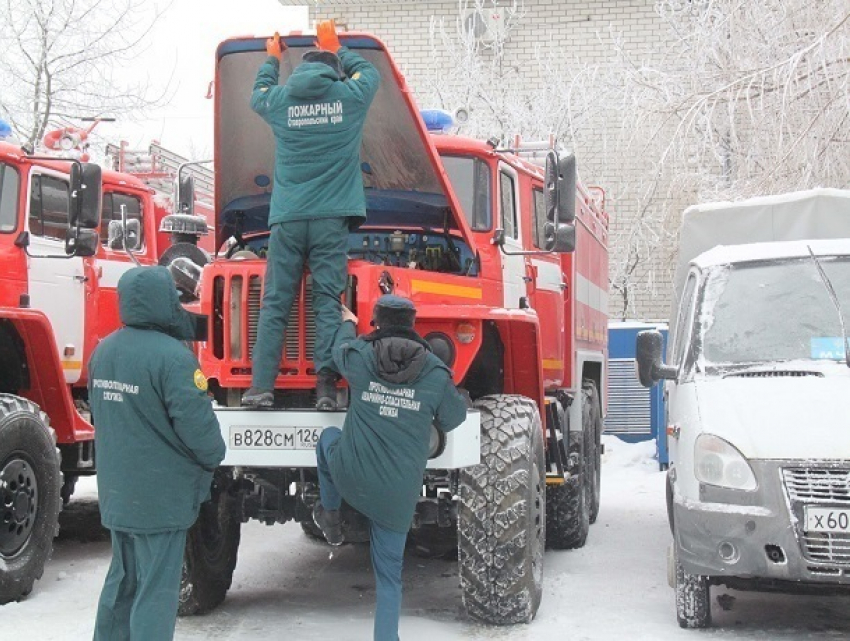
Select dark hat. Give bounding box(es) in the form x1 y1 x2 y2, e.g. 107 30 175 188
372 295 416 329
302 50 344 79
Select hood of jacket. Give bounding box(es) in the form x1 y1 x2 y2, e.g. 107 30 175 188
118 266 199 341
364 327 433 384
286 62 339 100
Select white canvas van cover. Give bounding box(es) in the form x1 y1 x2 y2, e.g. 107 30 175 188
672 188 850 310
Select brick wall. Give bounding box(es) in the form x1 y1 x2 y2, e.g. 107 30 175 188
299 0 676 320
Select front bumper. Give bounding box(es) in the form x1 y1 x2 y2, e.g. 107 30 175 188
674 460 850 589
214 407 480 469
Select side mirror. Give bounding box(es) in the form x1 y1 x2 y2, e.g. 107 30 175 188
66 227 99 257
175 175 195 216
492 228 506 247
636 330 677 387
546 222 576 253
107 219 141 251
544 150 576 226
69 163 102 229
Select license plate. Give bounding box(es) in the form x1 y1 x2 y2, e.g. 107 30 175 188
229 425 324 450
805 507 850 533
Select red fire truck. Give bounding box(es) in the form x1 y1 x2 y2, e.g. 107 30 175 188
175 33 609 624
0 134 211 604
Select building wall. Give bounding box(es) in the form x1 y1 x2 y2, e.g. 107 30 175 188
294 1 675 320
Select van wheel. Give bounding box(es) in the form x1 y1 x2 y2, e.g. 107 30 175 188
0 395 61 605
179 471 241 616
459 395 546 625
675 554 711 628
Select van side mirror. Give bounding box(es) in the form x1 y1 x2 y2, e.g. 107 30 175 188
175 175 195 216
69 162 102 229
636 330 677 387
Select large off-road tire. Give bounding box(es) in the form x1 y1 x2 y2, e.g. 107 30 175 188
583 381 603 524
545 419 590 549
675 553 712 628
0 395 62 605
179 471 241 616
459 395 546 625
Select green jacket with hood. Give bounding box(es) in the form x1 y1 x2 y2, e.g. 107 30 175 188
250 47 380 228
328 322 468 532
88 267 226 533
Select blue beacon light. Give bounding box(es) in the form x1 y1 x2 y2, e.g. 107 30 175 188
420 110 455 133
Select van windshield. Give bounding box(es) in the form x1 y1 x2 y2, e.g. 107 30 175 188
699 256 850 366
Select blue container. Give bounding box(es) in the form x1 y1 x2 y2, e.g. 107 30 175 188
606 321 669 469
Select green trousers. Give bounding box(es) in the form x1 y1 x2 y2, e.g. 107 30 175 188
251 218 349 390
93 529 187 641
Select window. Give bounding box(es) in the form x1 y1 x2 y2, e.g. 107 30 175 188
532 187 547 249
0 163 20 233
499 171 518 240
440 155 491 231
101 192 144 248
671 273 698 370
29 174 70 241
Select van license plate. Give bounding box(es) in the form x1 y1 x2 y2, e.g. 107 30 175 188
805 507 850 533
229 426 323 450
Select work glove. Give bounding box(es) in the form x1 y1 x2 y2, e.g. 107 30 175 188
316 19 341 53
266 31 284 60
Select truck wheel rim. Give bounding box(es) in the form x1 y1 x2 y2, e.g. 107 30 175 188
0 457 39 557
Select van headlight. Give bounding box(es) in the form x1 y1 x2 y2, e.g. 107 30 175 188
694 434 757 491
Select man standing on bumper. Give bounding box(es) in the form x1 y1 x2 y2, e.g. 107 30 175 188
88 267 226 640
243 21 380 410
313 295 468 640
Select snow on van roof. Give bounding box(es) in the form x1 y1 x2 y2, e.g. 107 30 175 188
682 187 850 216
694 238 850 269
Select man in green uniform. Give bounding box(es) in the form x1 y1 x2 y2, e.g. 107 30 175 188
313 295 468 640
88 267 226 641
243 20 381 410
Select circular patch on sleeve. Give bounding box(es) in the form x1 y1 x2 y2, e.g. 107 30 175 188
194 369 208 391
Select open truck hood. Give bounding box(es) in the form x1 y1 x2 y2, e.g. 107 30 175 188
693 368 850 460
214 34 452 248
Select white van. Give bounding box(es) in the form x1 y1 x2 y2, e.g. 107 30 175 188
636 190 850 628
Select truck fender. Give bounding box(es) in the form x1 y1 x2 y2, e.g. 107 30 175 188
0 309 92 444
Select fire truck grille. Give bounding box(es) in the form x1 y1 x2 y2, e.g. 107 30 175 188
245 275 315 363
783 468 850 504
247 276 262 351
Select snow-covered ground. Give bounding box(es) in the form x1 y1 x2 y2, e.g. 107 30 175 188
6 437 850 639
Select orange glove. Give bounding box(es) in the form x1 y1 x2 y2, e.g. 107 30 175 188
316 19 341 53
266 31 283 60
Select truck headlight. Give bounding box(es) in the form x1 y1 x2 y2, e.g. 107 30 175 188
694 434 757 491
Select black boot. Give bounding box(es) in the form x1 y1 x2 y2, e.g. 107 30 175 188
242 387 273 407
316 369 339 411
313 502 344 546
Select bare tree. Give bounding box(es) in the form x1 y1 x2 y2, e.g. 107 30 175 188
425 0 850 319
0 0 169 149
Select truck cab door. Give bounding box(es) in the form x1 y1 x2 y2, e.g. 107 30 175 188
94 191 148 344
527 186 565 384
26 170 87 384
497 164 527 309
